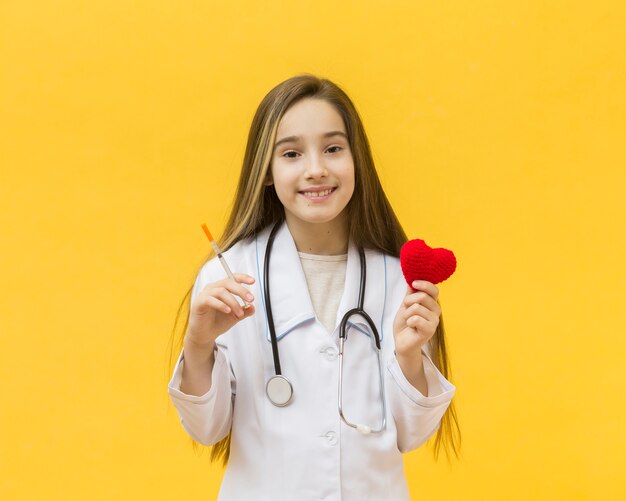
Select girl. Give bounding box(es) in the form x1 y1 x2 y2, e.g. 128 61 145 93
169 74 460 500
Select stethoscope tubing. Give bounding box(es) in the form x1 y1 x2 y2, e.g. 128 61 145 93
264 221 283 376
263 220 386 434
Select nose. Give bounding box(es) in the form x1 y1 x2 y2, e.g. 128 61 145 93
304 153 328 179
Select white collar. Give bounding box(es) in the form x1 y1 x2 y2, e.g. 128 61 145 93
255 221 388 342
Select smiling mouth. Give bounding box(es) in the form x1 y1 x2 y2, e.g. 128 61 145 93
300 187 336 198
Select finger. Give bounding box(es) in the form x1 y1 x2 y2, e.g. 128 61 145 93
211 286 248 318
403 307 440 329
232 273 256 285
204 295 234 315
410 280 439 301
403 291 440 314
210 279 255 305
407 314 438 332
402 302 440 322
406 314 428 330
198 293 256 320
193 294 232 316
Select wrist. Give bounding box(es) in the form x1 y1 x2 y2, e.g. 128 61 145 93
396 353 424 373
395 349 428 396
395 344 425 364
183 335 216 358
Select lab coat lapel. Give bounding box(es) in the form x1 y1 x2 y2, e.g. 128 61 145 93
256 221 316 341
335 242 387 341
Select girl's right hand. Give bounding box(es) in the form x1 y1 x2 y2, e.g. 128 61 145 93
185 273 256 347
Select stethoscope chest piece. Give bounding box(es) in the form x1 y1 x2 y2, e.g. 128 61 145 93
266 375 293 407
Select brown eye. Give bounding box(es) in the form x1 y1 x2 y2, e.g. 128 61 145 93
326 146 342 154
283 151 299 158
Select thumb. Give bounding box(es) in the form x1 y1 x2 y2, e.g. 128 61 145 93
242 304 256 318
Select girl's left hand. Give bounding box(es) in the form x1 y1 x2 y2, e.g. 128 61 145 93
393 280 441 357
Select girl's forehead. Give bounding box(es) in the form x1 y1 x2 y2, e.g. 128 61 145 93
276 98 346 138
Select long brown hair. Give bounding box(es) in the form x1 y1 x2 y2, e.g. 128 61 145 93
169 74 461 464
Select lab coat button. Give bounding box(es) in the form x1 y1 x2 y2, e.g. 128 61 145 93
323 431 338 445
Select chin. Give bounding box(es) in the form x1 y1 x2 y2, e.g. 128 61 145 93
305 213 347 226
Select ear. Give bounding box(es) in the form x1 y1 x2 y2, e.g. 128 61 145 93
265 172 274 186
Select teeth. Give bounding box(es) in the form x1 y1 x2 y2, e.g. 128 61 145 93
303 188 333 197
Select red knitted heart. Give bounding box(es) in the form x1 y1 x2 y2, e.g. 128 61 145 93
400 239 457 287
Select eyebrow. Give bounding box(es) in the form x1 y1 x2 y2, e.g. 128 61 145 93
273 131 349 150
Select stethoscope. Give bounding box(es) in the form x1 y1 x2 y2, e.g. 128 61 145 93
263 222 387 434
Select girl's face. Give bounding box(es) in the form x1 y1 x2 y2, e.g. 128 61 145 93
269 98 355 232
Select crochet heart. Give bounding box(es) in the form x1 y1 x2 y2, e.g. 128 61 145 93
400 239 457 287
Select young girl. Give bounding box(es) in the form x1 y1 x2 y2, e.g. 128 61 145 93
169 74 460 500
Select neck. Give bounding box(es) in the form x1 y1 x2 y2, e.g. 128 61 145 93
284 213 349 255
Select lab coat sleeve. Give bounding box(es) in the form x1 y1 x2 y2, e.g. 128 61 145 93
168 346 235 446
167 260 235 446
386 344 456 453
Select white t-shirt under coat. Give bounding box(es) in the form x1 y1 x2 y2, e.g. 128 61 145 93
297 251 347 334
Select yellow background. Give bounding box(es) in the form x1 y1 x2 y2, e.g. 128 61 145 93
1 1 624 499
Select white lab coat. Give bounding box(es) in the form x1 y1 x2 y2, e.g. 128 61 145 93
169 221 456 501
